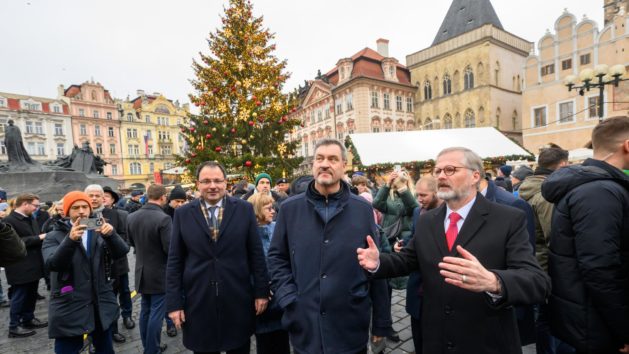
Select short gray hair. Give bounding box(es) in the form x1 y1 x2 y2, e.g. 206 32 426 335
84 184 104 194
437 147 483 187
314 138 347 161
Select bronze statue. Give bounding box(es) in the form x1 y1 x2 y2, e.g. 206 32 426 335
3 120 34 164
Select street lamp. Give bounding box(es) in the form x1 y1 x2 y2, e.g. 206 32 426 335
564 64 628 122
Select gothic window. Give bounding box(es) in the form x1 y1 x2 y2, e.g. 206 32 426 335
442 74 452 96
464 66 474 90
443 114 453 129
424 81 432 100
464 109 475 128
424 118 433 130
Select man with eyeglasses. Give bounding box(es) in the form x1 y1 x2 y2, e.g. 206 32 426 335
166 161 269 354
3 193 48 338
358 147 550 354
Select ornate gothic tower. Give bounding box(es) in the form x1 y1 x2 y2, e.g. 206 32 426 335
605 0 629 24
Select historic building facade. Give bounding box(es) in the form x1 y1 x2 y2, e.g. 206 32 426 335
288 39 416 171
118 91 189 189
521 7 629 152
0 92 73 163
60 80 123 179
406 0 532 143
605 0 629 24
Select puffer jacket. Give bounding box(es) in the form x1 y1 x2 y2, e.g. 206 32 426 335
519 175 553 271
541 158 629 353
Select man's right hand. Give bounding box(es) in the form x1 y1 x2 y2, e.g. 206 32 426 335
357 235 380 272
69 218 86 242
169 310 185 330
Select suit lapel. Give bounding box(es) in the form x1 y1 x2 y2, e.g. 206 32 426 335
430 205 449 256
191 199 212 239
218 196 236 240
452 193 489 254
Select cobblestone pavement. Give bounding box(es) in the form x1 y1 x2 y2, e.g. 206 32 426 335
0 253 536 354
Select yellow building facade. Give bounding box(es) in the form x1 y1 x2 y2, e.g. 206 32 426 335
522 8 629 153
406 0 532 143
118 91 189 189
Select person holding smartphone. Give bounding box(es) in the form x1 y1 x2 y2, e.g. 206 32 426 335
42 191 129 354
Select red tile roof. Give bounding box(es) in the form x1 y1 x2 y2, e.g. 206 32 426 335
324 47 412 86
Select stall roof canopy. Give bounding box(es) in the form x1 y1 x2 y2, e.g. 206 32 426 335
349 127 530 166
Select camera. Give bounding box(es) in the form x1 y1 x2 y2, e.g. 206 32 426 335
79 217 104 230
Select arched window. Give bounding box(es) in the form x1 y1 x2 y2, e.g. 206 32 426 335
464 109 476 128
494 61 501 86
512 110 518 130
442 74 452 96
371 117 381 133
424 118 433 130
443 114 453 129
424 81 432 100
464 66 474 90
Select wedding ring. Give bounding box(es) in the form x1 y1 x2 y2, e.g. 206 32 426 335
461 275 467 283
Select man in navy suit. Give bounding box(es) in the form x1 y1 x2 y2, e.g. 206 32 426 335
166 161 269 354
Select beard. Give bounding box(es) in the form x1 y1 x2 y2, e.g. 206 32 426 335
437 185 471 201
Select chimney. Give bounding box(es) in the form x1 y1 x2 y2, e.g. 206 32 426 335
57 84 65 98
377 38 389 57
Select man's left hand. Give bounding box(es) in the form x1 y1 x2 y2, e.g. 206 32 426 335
438 245 501 294
255 298 268 315
98 222 114 236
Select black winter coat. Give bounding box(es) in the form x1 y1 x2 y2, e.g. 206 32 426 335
3 211 44 285
127 203 171 294
0 221 27 266
42 219 130 338
542 158 629 353
102 208 130 276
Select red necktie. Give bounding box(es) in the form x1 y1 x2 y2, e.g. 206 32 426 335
446 212 462 251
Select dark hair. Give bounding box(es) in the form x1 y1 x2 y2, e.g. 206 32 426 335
592 116 629 153
15 193 39 208
195 161 227 180
538 147 569 170
147 184 167 200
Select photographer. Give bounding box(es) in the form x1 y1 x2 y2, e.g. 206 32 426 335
42 191 129 353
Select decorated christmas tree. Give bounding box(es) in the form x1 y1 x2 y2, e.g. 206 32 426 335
179 0 303 180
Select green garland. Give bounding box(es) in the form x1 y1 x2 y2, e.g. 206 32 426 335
345 136 534 173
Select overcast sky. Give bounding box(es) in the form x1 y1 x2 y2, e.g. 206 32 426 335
0 0 603 104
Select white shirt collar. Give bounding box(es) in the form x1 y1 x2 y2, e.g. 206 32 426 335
445 196 477 223
203 199 223 209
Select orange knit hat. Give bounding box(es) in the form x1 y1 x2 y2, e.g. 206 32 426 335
62 191 92 216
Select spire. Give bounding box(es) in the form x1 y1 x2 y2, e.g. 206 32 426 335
432 0 504 46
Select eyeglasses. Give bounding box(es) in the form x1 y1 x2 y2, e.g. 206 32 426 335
432 165 473 177
30 202 41 208
198 179 225 186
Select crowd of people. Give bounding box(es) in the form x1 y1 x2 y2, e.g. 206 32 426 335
0 115 627 354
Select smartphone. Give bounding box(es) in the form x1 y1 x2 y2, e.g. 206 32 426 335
79 217 103 231
394 164 401 172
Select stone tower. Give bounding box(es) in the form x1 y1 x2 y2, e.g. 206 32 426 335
604 0 629 24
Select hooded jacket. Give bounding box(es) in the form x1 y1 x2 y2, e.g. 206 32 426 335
519 175 553 271
541 158 629 353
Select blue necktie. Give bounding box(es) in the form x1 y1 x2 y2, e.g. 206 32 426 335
85 230 93 258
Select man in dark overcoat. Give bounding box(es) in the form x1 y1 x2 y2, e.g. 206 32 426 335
3 193 47 338
127 184 171 354
268 138 392 354
166 161 269 354
358 147 551 354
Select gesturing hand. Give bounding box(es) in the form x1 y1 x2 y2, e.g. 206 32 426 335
357 235 380 272
438 245 501 294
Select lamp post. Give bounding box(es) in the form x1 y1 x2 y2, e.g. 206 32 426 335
564 64 628 122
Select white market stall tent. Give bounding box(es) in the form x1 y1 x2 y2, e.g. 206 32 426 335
349 127 531 166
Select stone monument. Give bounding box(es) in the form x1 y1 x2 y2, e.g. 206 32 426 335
0 121 119 201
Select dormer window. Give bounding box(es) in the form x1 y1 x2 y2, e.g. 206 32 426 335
21 100 41 111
